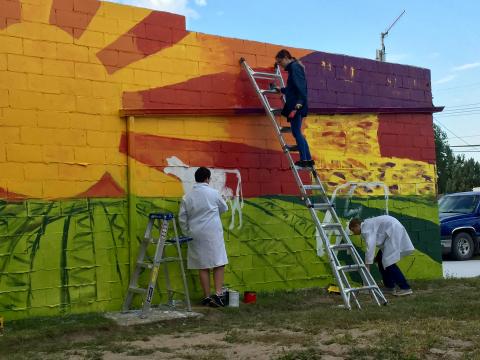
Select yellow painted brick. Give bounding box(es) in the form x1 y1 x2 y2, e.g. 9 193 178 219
0 72 28 90
9 90 43 109
58 163 105 181
0 89 8 107
21 3 51 23
40 94 76 112
101 116 124 132
74 147 106 164
91 82 122 99
87 131 122 147
7 180 43 198
0 35 23 54
7 54 43 74
28 74 61 94
85 14 118 34
24 39 57 58
43 145 75 163
57 78 92 97
42 180 86 198
75 63 105 81
6 144 43 162
43 59 74 77
101 2 134 21
37 111 69 128
20 127 57 145
134 163 150 180
161 72 189 85
106 165 126 184
24 163 58 180
0 55 6 71
0 144 6 162
5 21 53 41
74 30 105 48
133 69 161 86
56 44 89 62
76 96 106 114
0 108 36 127
105 148 126 165
0 126 20 143
0 163 24 180
69 113 103 131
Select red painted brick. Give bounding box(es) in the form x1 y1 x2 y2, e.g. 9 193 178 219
261 182 281 194
51 0 74 11
73 0 100 15
145 24 172 43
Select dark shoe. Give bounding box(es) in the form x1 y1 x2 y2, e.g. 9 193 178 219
200 297 211 306
210 294 225 307
295 160 312 168
306 159 315 166
285 145 299 152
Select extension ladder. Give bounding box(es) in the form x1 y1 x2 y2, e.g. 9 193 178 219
239 58 387 310
123 213 192 316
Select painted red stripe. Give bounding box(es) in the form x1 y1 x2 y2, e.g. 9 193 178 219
0 0 21 30
49 0 101 38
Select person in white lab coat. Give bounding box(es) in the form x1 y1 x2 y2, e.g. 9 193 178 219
178 167 229 307
349 215 415 296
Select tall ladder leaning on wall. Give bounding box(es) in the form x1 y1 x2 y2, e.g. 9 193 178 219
239 58 387 310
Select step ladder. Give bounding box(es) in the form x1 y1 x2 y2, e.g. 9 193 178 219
123 213 192 316
239 58 387 310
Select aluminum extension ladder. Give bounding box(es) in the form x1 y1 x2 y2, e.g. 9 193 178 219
123 213 192 316
239 58 387 310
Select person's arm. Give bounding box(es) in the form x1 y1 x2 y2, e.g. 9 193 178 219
363 232 376 266
218 193 228 214
290 63 307 108
178 198 190 236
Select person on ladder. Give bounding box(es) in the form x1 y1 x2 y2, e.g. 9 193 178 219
348 215 415 296
274 49 314 168
178 167 229 307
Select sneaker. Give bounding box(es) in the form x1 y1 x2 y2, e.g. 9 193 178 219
306 159 315 166
394 288 413 296
285 145 299 152
210 294 225 307
381 287 396 295
295 160 311 168
200 297 211 306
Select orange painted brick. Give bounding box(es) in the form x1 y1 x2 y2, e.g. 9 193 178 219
242 40 267 56
9 90 44 109
0 163 24 180
24 163 59 180
23 39 56 58
75 63 105 81
28 74 61 94
76 96 106 114
0 34 22 54
0 126 20 144
6 144 43 162
43 145 75 163
43 59 74 77
0 108 36 127
7 54 43 74
90 48 117 66
57 43 89 62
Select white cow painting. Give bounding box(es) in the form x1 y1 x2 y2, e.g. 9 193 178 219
163 156 244 230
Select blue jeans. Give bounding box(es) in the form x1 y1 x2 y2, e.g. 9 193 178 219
290 112 312 161
375 250 410 289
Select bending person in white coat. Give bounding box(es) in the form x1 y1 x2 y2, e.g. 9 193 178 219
178 167 229 307
349 215 415 296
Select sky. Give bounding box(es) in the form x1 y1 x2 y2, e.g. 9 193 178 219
112 0 480 162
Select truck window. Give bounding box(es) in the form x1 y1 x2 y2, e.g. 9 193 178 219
439 195 479 214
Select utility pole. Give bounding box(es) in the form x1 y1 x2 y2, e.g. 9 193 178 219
376 10 406 62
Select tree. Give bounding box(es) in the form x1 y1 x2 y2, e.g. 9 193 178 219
434 124 454 194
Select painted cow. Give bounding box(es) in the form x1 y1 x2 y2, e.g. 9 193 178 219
164 156 244 230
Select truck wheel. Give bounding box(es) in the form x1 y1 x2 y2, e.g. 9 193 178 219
452 232 474 261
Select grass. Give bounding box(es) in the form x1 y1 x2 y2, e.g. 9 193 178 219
1 278 480 359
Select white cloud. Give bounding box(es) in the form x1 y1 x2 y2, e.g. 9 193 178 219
434 75 456 85
452 62 480 72
110 0 204 19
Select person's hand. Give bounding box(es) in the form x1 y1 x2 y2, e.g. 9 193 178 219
288 110 297 119
295 103 303 110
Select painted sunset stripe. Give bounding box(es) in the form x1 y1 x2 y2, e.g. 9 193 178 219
49 0 101 38
0 0 20 30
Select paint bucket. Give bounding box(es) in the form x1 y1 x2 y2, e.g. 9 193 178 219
227 290 240 307
243 291 257 304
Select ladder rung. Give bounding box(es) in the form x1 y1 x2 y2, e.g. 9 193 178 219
137 261 153 269
330 243 353 250
303 185 323 191
312 203 333 210
346 285 378 293
252 71 280 79
261 89 279 95
321 223 343 230
129 286 147 294
337 264 362 272
280 127 292 133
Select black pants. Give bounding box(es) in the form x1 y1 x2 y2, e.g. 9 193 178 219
375 250 410 289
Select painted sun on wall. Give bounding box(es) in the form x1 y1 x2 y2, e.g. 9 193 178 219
0 0 441 320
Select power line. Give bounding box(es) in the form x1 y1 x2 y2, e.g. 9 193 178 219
448 134 480 140
450 144 480 147
452 150 480 153
444 101 480 109
434 118 472 146
435 81 480 92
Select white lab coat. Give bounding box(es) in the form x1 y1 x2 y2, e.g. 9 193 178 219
361 215 415 268
178 183 229 269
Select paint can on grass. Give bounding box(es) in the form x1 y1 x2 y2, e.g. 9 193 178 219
243 291 257 304
227 290 239 307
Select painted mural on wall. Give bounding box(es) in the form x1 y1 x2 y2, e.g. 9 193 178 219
0 0 441 319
